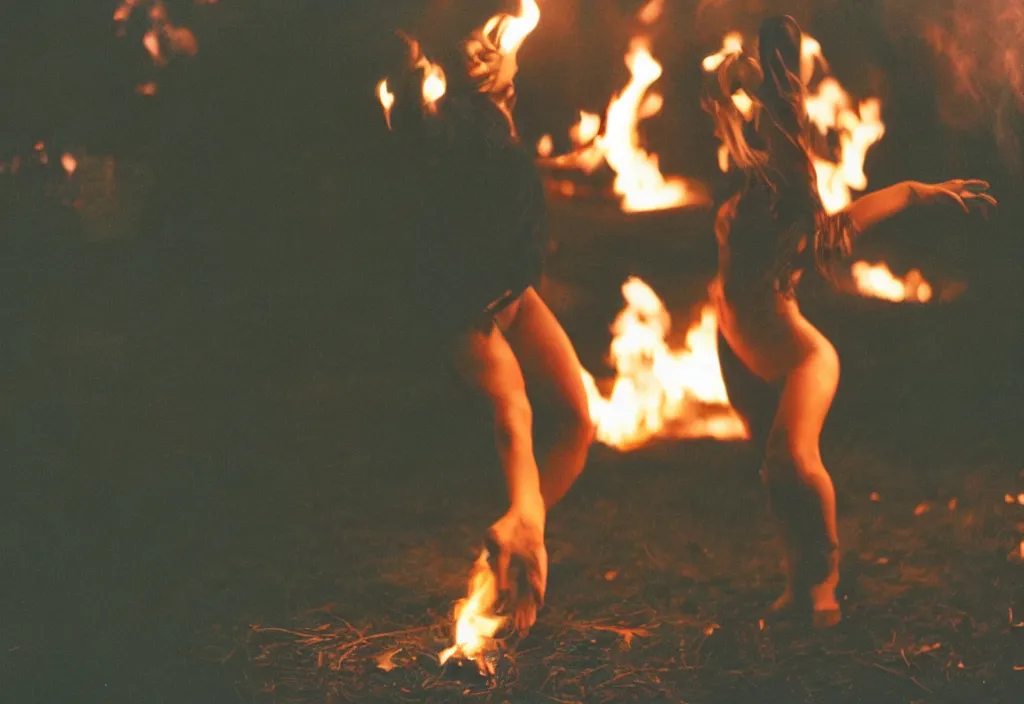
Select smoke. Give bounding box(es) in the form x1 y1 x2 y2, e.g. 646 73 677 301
885 0 1024 168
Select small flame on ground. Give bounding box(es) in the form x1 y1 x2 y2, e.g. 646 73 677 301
582 278 748 450
438 550 507 675
704 32 885 215
539 9 706 212
851 261 933 303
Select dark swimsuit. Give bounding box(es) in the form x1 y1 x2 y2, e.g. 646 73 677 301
401 91 549 336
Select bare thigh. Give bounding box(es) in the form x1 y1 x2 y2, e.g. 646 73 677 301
766 339 839 465
502 288 590 420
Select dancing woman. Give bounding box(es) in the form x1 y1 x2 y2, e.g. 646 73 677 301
703 15 996 625
377 21 594 633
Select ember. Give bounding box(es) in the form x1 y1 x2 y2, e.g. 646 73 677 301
582 277 748 450
539 1 707 212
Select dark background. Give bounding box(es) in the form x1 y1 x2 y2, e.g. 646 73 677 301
1 1 1021 701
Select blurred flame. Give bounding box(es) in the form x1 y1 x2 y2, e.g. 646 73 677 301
116 1 199 69
582 278 748 450
377 79 395 130
851 261 933 303
421 62 447 109
438 550 507 675
143 30 164 64
489 0 541 55
571 110 602 146
136 81 158 96
638 0 665 25
536 134 553 157
61 153 77 176
704 32 886 215
702 32 743 72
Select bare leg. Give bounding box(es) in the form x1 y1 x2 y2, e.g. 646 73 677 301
451 323 542 509
451 322 548 633
503 288 596 510
762 339 841 627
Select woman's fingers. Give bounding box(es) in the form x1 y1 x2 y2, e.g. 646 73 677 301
944 190 970 214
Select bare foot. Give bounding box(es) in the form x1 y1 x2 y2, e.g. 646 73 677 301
765 589 841 628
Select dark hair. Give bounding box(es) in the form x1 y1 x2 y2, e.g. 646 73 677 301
703 16 854 297
377 34 547 327
756 15 807 144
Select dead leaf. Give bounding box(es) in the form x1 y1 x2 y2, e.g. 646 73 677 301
376 648 402 672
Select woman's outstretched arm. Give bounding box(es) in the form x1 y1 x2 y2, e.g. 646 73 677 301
842 179 997 233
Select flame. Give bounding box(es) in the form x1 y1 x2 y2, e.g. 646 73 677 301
438 550 507 675
582 278 748 450
488 0 541 55
570 110 602 146
143 30 164 64
539 9 706 212
638 0 665 25
702 32 743 72
704 32 886 215
850 261 933 303
377 79 395 129
136 81 158 96
61 153 77 176
536 134 553 157
421 62 447 109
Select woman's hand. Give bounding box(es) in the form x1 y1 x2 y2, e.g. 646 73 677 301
921 179 998 215
485 494 547 635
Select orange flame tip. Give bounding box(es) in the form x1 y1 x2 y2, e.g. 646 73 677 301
377 79 395 130
495 0 540 55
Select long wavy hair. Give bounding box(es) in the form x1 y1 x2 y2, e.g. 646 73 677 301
703 16 854 296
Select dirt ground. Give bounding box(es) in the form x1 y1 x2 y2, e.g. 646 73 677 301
3 196 1021 703
1 4 1022 700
